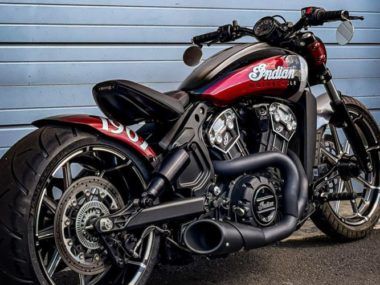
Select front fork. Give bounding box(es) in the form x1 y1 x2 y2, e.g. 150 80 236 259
321 69 373 173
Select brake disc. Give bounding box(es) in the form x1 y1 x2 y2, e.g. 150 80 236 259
54 176 124 275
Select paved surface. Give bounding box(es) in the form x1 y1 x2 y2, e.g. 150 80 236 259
148 228 380 285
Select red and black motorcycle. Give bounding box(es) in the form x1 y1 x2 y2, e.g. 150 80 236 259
1 7 379 285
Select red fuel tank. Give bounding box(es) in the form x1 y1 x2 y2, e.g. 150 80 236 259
198 54 308 105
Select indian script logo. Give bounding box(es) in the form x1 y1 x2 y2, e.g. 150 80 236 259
249 64 296 82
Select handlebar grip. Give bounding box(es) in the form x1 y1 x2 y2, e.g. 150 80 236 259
192 31 220 45
316 10 349 22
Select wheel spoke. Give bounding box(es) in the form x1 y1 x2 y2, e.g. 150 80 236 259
62 162 72 189
329 125 343 154
127 260 145 268
79 274 99 285
99 160 131 177
71 154 102 171
50 177 64 190
333 179 345 213
37 225 54 240
43 195 57 214
47 250 61 277
352 113 363 123
354 176 380 190
344 180 359 214
344 179 354 194
358 213 369 222
320 147 339 164
366 145 380 153
343 140 351 154
350 200 359 214
79 274 88 285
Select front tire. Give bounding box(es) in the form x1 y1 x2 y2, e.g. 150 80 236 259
312 96 380 241
0 125 159 285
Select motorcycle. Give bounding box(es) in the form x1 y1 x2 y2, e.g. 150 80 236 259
0 6 379 285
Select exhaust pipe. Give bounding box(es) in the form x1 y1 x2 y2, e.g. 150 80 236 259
183 151 308 255
183 219 244 255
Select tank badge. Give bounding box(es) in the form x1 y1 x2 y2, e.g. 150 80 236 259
249 64 296 82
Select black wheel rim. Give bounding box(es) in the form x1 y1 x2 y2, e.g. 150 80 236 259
34 145 155 285
318 109 380 226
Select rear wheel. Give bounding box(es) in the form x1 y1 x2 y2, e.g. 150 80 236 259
0 126 159 284
312 96 380 240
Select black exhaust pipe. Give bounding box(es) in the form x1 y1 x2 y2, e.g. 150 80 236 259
183 219 244 255
183 151 308 255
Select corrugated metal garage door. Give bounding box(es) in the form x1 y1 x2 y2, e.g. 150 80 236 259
0 0 379 157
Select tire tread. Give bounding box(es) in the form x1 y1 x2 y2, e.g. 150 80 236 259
0 126 86 284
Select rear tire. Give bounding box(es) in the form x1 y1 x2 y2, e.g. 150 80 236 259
311 96 380 241
0 125 159 284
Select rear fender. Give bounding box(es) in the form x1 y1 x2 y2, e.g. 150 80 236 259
33 115 157 161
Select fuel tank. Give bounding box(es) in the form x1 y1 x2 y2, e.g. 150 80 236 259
180 43 308 105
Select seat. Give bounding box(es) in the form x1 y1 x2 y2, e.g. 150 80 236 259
93 80 189 125
165 90 190 106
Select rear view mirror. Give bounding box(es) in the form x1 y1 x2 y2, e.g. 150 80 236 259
183 45 203 66
336 21 354 45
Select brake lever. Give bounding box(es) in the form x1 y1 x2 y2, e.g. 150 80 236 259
349 16 364 21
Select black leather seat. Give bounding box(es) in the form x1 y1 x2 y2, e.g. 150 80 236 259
93 80 189 125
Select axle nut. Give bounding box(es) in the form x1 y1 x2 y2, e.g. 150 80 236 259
99 218 114 232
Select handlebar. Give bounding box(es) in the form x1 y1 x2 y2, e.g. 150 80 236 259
193 31 220 45
192 22 255 46
191 7 364 46
301 7 363 26
315 10 349 22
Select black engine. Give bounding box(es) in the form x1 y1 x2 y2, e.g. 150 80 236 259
206 102 297 227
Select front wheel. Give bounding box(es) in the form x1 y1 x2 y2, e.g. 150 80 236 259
312 96 380 240
0 126 159 285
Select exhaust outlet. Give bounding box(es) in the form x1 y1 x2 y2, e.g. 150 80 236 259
183 219 243 255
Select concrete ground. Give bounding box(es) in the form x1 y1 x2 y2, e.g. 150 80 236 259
148 221 380 285
0 220 378 284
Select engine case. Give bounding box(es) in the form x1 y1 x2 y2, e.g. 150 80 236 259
230 175 279 227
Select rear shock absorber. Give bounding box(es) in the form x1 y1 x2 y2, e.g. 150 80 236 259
140 148 190 207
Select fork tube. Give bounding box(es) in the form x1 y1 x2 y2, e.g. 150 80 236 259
324 79 341 103
322 71 373 173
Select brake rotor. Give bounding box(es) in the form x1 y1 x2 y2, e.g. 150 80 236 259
54 176 124 276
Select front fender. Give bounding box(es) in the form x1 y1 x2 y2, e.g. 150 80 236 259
33 115 157 161
316 92 334 129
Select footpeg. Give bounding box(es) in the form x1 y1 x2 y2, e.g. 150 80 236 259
320 192 358 201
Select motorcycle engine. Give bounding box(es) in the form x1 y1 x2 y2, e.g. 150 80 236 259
246 102 297 153
207 103 297 159
206 102 297 227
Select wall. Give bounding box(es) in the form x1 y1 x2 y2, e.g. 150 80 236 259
0 0 379 157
